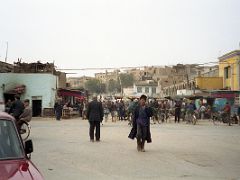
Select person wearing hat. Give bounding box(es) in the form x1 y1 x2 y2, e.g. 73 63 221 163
128 94 153 152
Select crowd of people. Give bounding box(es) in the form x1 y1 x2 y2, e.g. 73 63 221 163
85 95 238 152
3 94 238 152
53 96 238 126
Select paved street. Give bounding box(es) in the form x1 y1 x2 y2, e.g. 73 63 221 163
30 118 240 180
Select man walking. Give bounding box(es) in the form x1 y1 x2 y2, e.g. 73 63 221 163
128 95 153 152
18 99 32 131
87 97 103 142
9 95 24 121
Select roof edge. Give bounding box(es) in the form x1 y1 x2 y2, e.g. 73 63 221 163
218 50 240 61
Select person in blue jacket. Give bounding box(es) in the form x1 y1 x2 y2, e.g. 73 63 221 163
128 94 153 152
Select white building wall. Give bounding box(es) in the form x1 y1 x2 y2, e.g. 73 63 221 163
0 73 57 108
133 84 161 98
123 87 134 97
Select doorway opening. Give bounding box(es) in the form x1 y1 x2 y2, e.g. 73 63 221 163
32 100 42 117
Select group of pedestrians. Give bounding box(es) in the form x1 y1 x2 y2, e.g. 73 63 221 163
5 95 32 131
150 99 171 123
101 99 139 122
54 100 90 120
79 96 216 152
54 95 238 153
174 99 236 126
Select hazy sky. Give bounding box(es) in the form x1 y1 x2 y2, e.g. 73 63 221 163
0 0 240 76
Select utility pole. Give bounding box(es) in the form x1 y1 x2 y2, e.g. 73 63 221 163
118 75 123 97
5 41 8 63
173 78 176 96
116 70 123 97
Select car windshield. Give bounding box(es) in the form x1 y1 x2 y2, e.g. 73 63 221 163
0 119 25 160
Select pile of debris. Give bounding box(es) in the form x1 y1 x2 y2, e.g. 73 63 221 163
13 59 57 74
0 61 14 73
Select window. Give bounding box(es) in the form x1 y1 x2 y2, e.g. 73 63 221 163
0 120 24 160
224 66 231 79
137 87 142 93
152 87 156 94
145 87 149 93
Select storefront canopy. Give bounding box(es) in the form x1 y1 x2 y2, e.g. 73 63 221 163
58 89 85 100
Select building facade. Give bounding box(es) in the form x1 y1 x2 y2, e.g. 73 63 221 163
133 81 161 98
0 61 14 73
219 50 240 90
0 73 58 116
124 68 143 81
162 65 221 97
95 70 120 83
67 76 93 89
195 77 223 90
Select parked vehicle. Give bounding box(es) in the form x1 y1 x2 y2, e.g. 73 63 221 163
0 92 5 112
0 112 44 180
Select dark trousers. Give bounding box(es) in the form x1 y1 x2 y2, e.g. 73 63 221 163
89 121 100 140
136 124 147 142
55 111 62 120
224 112 231 126
175 111 180 123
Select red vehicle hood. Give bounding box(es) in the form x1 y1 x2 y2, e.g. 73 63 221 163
0 159 44 180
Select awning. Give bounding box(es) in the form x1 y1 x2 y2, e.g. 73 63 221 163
58 89 85 99
210 91 240 99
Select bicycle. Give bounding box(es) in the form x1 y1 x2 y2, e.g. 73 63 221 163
127 112 134 126
212 111 223 125
19 120 31 141
165 109 171 123
186 111 197 125
212 111 235 126
151 108 160 124
159 109 166 123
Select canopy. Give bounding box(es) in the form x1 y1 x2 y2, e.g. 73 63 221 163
58 89 85 99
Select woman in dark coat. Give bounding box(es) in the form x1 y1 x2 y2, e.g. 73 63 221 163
128 95 153 152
